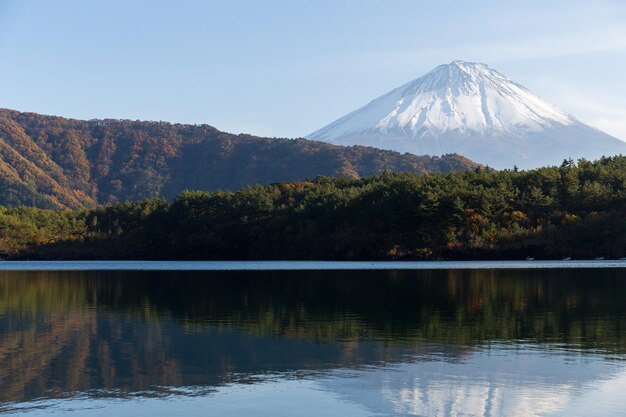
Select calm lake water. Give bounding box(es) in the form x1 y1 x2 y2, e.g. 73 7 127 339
1 262 626 416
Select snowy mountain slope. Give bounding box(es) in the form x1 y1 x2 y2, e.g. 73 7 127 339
307 61 626 169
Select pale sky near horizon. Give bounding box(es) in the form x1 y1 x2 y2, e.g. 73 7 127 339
1 0 625 140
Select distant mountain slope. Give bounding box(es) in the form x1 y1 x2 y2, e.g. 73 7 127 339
0 109 477 209
308 60 626 169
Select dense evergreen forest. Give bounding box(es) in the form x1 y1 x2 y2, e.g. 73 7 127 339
0 108 476 209
2 155 626 260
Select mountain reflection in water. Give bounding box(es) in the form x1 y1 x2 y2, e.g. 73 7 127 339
1 268 626 416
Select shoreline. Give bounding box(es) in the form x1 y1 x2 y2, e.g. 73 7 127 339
1 259 626 271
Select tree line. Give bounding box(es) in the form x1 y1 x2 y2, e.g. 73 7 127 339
2 155 626 260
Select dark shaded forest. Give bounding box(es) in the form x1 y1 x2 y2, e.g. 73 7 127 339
0 108 476 209
2 155 626 260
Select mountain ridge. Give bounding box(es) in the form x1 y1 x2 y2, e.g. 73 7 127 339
0 108 477 209
308 61 626 168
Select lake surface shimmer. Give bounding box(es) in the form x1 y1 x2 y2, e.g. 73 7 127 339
1 266 626 416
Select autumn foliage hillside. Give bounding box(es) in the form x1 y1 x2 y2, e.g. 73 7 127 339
0 109 477 208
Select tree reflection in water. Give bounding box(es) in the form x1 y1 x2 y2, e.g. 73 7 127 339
1 268 625 414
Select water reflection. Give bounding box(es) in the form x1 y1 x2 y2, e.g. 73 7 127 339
326 347 626 417
1 268 626 416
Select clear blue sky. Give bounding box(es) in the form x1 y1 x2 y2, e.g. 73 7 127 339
1 0 625 139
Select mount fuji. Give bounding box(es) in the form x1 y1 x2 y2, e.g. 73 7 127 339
307 61 626 169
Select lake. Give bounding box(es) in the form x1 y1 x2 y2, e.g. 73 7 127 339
1 262 626 416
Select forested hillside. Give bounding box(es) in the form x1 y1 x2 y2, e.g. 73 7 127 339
0 109 477 208
3 156 626 260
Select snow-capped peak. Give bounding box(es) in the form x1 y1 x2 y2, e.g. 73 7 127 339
307 61 626 169
311 61 575 141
